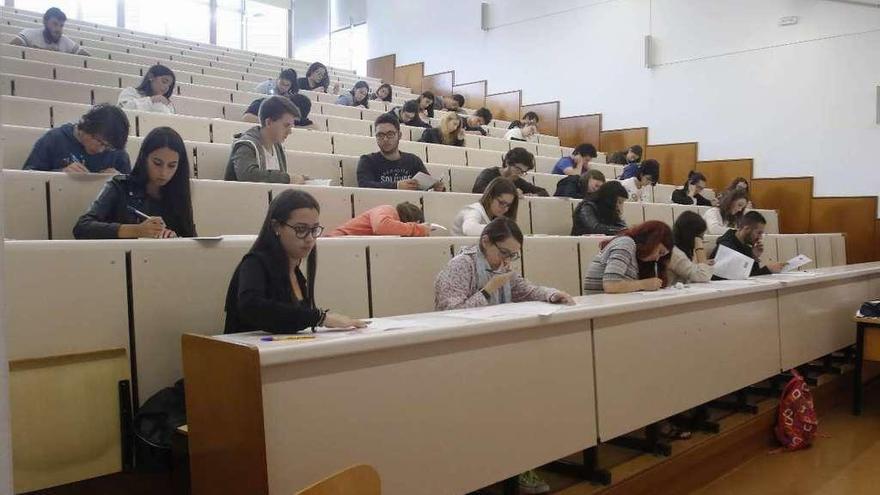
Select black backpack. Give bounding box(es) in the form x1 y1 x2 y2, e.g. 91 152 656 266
133 379 187 471
554 175 584 199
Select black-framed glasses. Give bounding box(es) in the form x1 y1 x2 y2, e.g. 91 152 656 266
494 243 520 261
494 197 513 209
376 131 398 140
283 222 324 239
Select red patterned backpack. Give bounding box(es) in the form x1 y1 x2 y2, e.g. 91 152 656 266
774 369 818 451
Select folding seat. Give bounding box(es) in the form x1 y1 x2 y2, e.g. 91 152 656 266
46 172 111 239
191 179 271 236
321 103 361 120
447 165 482 193
51 101 96 127
331 132 375 156
173 96 226 119
589 163 617 179
192 141 230 180
422 190 478 230
536 143 562 158
538 135 561 146
513 141 539 156
211 118 255 144
1 56 55 79
424 163 452 189
19 46 85 68
0 95 51 128
772 235 795 266
91 85 123 106
285 150 342 185
1 74 92 104
752 209 779 234
275 183 354 232
464 148 501 168
224 103 249 120
190 73 239 90
367 237 454 317
486 127 506 139
531 172 560 195
480 136 510 152
793 234 818 269
622 201 645 226
407 125 425 141
139 113 211 142
177 83 232 103
528 196 573 235
2 169 49 239
464 134 481 150
642 203 674 227
831 235 847 266
671 204 701 223
1 124 46 168
813 233 834 268
535 155 558 174
326 115 372 136
522 236 582 297
652 184 676 204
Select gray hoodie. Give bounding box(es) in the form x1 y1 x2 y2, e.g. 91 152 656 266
224 126 290 183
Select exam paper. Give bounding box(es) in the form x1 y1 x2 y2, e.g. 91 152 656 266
781 254 812 273
712 245 755 280
454 301 563 320
413 172 438 190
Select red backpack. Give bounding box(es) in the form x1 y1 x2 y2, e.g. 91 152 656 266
774 369 818 451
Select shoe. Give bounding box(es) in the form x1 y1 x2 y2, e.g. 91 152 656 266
518 470 550 494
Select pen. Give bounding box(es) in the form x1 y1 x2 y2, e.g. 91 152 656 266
260 335 316 342
127 206 165 226
654 261 659 279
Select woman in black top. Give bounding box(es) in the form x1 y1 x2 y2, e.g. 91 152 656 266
571 181 628 236
297 62 334 93
73 126 195 239
419 112 464 146
224 189 366 334
671 170 712 206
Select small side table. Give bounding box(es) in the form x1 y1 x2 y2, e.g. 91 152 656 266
853 316 880 415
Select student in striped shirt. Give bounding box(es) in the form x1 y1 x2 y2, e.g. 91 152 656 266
583 220 672 293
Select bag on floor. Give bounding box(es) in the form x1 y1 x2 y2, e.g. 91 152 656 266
774 369 818 451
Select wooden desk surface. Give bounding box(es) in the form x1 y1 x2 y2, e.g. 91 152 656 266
854 315 880 325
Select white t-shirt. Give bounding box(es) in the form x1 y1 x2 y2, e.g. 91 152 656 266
15 28 83 54
263 145 281 171
619 177 647 202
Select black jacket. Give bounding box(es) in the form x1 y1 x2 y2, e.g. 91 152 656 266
471 167 549 197
710 229 772 279
224 251 322 334
571 200 627 236
73 175 195 239
23 123 131 173
418 128 464 146
671 188 712 206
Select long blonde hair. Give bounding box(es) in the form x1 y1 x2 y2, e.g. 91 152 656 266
438 112 462 146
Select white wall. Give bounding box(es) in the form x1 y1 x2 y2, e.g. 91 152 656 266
367 0 880 214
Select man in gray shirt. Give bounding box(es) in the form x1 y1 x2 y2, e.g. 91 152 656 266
10 7 90 56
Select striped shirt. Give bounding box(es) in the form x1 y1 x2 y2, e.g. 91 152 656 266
583 236 640 292
15 28 83 54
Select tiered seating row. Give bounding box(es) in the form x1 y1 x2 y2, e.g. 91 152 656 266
2 234 858 492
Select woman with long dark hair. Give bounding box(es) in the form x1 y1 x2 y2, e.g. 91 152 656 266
669 211 713 285
452 177 519 236
671 170 712 206
298 62 337 94
571 181 628 235
117 64 176 114
372 83 393 102
418 91 436 122
224 189 365 334
583 220 673 293
336 80 370 108
73 127 194 239
703 187 749 235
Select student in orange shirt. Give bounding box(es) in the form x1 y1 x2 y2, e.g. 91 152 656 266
327 202 434 237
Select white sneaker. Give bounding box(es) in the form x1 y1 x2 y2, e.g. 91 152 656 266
518 470 550 494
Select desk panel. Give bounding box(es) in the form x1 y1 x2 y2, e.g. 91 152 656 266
779 276 874 370
593 292 779 440
260 321 595 494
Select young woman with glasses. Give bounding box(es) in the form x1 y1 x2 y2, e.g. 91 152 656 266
435 216 574 310
224 189 366 334
452 177 520 236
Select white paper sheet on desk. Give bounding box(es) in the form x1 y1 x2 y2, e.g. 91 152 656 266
413 171 437 190
781 254 812 273
708 279 768 289
363 314 471 332
192 236 224 242
634 285 721 297
712 245 754 280
454 301 563 320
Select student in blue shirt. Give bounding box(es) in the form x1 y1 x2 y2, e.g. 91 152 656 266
617 145 644 180
22 104 131 174
551 143 597 175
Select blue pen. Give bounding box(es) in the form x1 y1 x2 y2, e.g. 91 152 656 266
127 206 165 226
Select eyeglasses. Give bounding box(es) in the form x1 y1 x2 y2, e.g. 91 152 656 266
89 134 114 152
494 243 520 261
376 131 398 140
510 164 529 175
282 222 324 239
494 197 513 209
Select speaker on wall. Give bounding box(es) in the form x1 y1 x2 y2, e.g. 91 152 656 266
481 2 490 31
644 34 653 69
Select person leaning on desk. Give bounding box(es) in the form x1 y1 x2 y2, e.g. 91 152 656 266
224 189 366 334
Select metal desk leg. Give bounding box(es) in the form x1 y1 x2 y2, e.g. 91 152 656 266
854 322 865 416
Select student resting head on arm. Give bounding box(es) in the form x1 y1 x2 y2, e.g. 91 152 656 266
328 201 431 237
571 180 628 236
462 108 493 136
554 168 606 199
551 143 598 175
583 220 673 294
392 100 431 129
372 83 393 102
336 80 370 108
418 111 465 147
453 177 519 236
22 103 131 174
703 187 749 235
118 64 176 114
503 120 538 142
471 147 548 197
617 144 644 179
73 127 195 239
435 216 574 311
418 91 436 121
225 95 306 184
357 113 445 191
669 211 713 285
722 177 754 208
255 68 298 96
225 189 366 334
709 211 785 278
618 159 659 202
298 62 336 94
671 170 712 206
243 92 313 127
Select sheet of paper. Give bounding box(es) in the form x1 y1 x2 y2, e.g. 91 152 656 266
429 223 448 232
454 301 563 320
781 254 812 273
363 314 471 332
712 244 755 280
304 179 332 186
413 171 437 190
192 236 224 242
708 279 769 289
